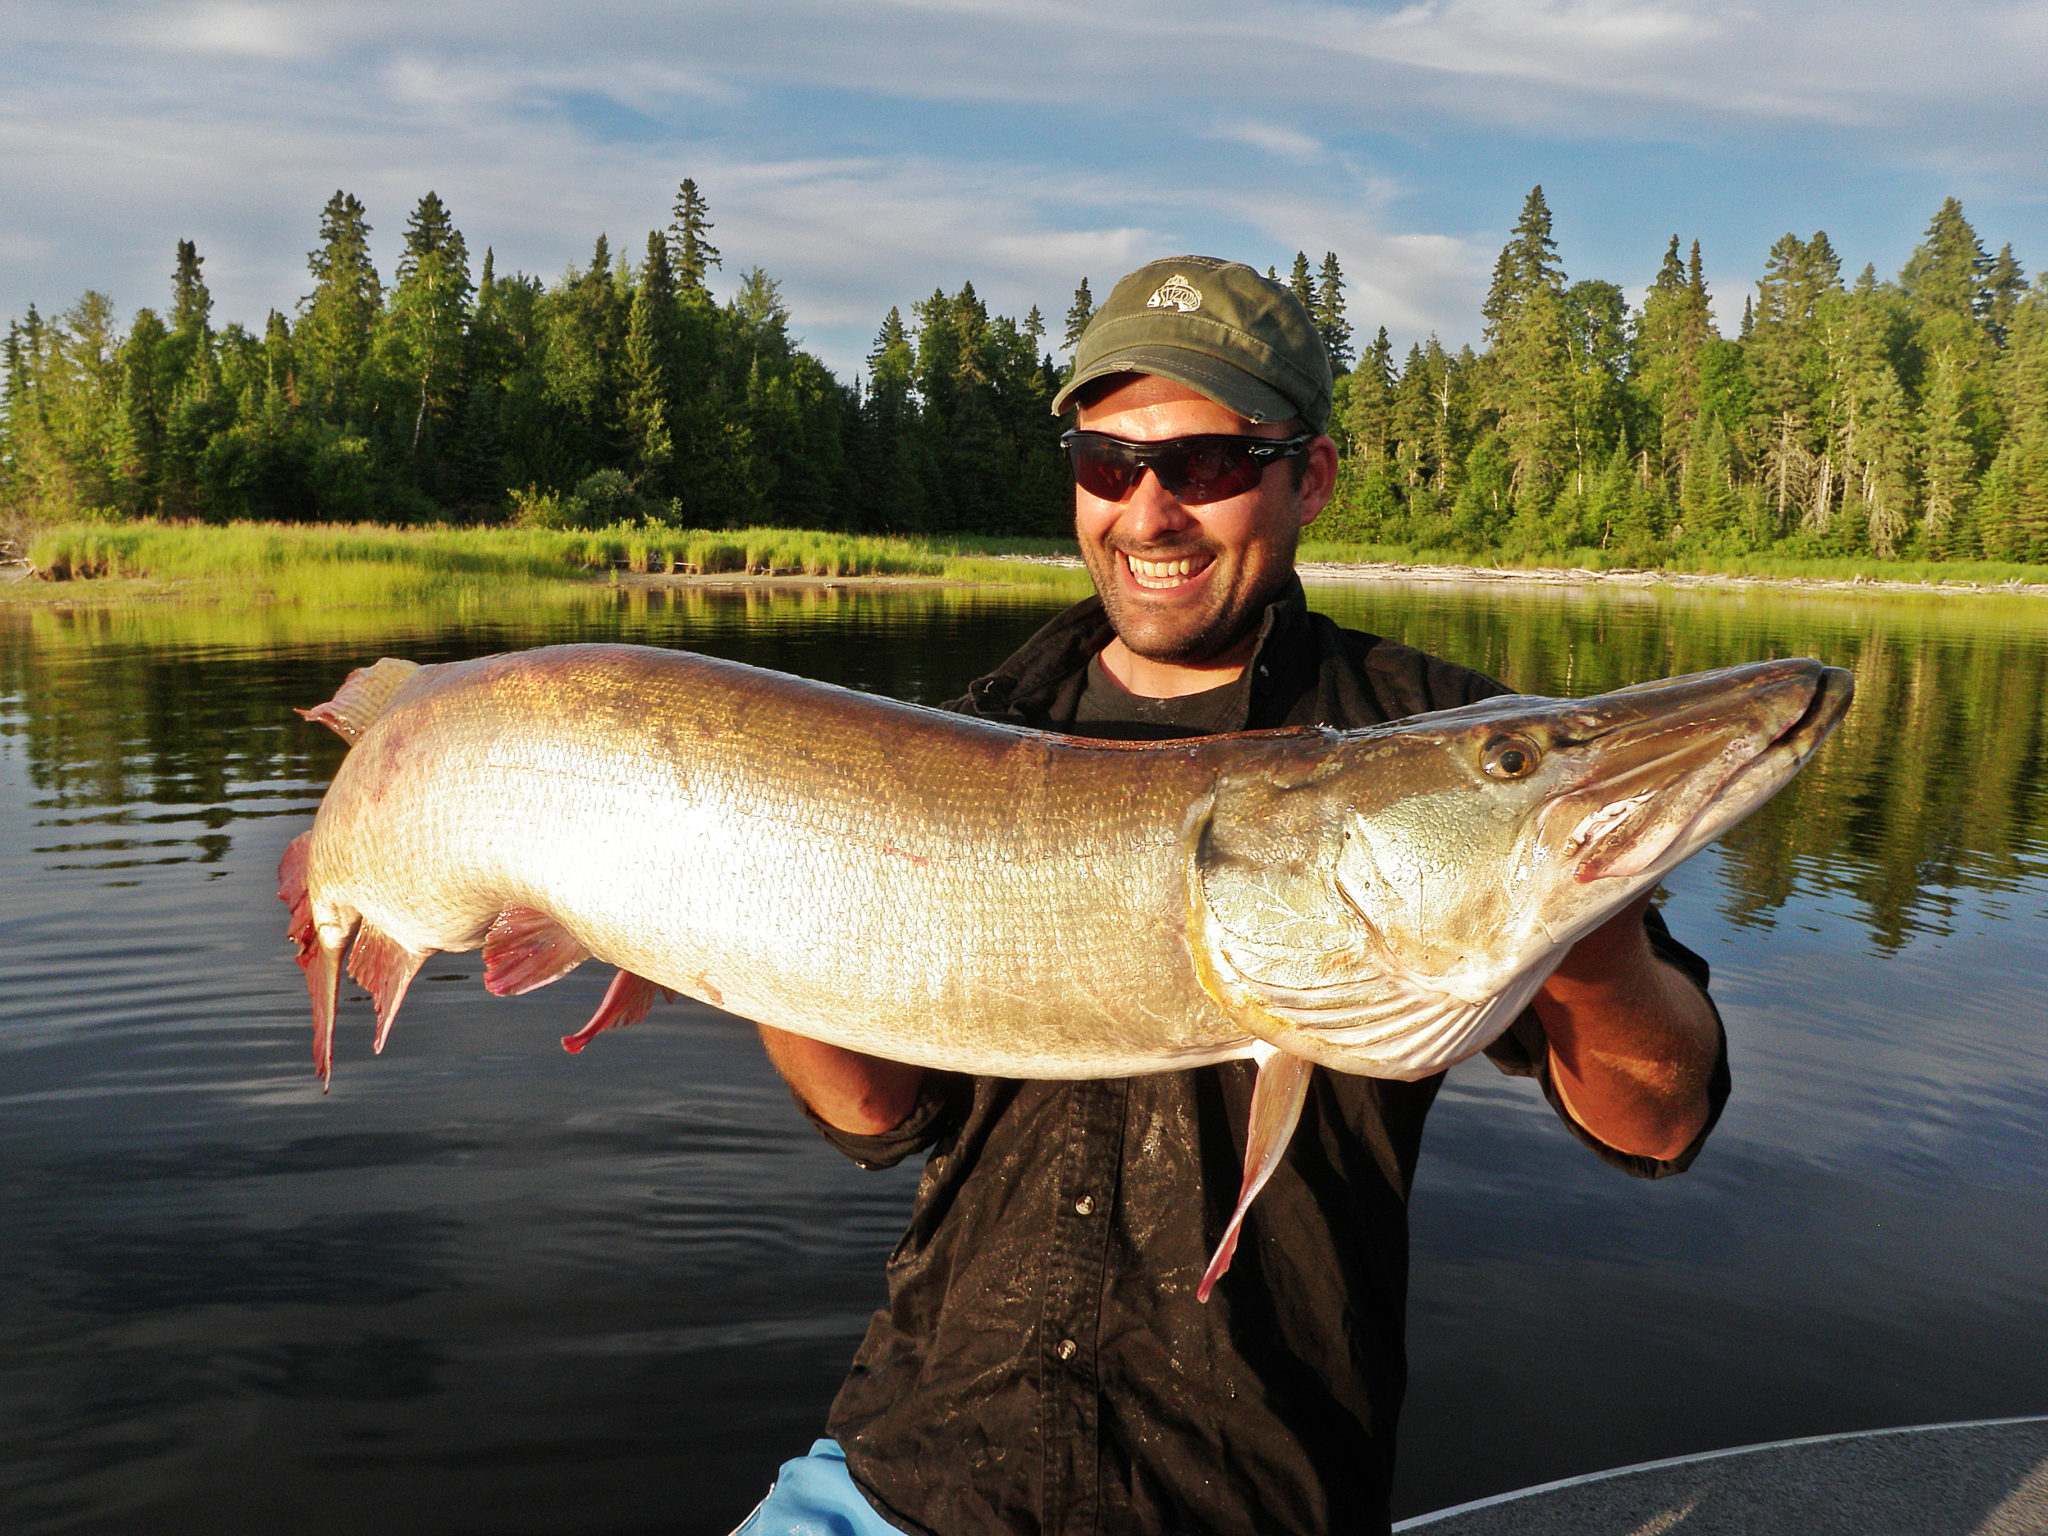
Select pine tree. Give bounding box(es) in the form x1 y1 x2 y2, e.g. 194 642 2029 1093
383 191 474 457
1632 236 1714 477
667 179 721 293
1287 252 1313 307
624 231 681 497
1063 279 1094 351
1312 252 1353 374
1561 280 1630 496
1985 245 2027 347
1900 197 1992 327
298 191 382 425
1482 189 1571 503
1482 187 1566 345
1342 327 1394 469
170 240 212 344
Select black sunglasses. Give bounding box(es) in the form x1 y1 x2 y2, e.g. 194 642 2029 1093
1059 429 1315 506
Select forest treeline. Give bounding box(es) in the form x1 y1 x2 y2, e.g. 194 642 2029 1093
4 181 2047 563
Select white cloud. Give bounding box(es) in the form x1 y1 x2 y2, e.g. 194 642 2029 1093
145 2 320 59
1205 119 1327 164
2 0 2046 382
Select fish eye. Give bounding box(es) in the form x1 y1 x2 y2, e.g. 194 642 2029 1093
1481 733 1540 780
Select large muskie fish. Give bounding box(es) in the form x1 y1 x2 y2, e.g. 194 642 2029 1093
281 644 1850 1297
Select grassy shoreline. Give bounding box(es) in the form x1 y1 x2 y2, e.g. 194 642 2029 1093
5 519 2048 608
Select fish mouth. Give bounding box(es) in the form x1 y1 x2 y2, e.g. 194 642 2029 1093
1557 660 1854 883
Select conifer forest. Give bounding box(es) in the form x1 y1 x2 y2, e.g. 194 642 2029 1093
5 181 2047 565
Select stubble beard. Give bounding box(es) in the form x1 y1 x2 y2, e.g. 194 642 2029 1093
1084 530 1302 666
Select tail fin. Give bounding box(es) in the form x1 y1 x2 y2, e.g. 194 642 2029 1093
297 657 422 743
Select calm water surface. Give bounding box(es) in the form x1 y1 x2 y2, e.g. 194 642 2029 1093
2 578 2045 1532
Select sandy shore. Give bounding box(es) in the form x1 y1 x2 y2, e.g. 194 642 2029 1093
618 555 2048 601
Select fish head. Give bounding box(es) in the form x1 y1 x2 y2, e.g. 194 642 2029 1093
1190 658 1853 1078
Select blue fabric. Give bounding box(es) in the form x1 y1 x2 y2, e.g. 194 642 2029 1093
731 1439 902 1536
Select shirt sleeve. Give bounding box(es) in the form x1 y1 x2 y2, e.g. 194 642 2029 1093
1480 905 1730 1178
801 1070 974 1170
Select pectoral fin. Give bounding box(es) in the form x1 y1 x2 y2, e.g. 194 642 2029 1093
1198 1046 1315 1303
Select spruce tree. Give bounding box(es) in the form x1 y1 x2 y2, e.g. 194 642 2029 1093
1287 252 1313 307
667 179 722 293
1063 279 1094 351
1900 197 1991 327
624 231 681 498
1482 189 1571 504
298 191 382 426
1312 252 1353 374
384 191 473 457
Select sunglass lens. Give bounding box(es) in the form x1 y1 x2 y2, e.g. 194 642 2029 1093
1067 438 1138 501
1170 442 1261 504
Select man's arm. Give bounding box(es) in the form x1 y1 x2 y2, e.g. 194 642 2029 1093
756 1024 927 1136
1531 892 1721 1162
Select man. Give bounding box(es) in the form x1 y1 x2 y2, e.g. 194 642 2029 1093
740 256 1726 1535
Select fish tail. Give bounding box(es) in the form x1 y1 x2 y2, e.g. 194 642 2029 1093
562 969 674 1054
347 923 432 1055
1197 1048 1316 1304
296 657 423 744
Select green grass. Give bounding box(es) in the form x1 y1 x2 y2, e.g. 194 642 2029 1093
9 520 1093 605
11 519 2045 609
1296 536 2048 587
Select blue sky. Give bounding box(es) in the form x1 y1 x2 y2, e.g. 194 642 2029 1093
5 0 2046 381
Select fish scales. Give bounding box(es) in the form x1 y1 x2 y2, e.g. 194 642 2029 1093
301 644 1260 1077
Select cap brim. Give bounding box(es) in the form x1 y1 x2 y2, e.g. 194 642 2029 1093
1052 345 1302 426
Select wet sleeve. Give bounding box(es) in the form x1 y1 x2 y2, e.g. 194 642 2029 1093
1481 906 1731 1178
802 1070 974 1171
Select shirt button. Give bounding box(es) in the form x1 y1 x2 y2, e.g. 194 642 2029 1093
1056 1338 1078 1362
1073 1194 1094 1216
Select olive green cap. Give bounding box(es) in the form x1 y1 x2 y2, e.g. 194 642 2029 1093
1052 255 1333 432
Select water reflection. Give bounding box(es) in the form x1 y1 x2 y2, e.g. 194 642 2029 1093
2 577 2046 1533
7 581 2043 956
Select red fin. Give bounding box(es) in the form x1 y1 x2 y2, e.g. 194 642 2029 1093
1198 1050 1315 1304
279 832 316 963
280 830 351 1087
482 907 590 996
306 934 344 1089
346 924 431 1055
561 970 673 1054
297 657 422 743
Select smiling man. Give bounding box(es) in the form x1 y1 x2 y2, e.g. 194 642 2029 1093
740 257 1726 1536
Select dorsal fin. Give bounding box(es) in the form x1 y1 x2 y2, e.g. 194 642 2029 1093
297 657 422 743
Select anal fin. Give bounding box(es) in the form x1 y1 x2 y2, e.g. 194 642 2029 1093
1198 1046 1316 1303
483 907 590 996
561 970 674 1054
346 923 432 1055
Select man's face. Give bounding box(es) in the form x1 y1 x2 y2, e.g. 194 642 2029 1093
1072 374 1335 669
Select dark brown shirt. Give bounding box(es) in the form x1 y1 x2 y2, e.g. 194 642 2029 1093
812 581 1727 1535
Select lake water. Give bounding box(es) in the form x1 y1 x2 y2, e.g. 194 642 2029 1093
2 577 2045 1532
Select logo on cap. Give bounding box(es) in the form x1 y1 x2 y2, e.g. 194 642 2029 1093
1145 275 1203 314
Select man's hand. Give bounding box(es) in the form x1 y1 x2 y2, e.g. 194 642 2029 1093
757 1025 926 1136
1531 892 1720 1161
